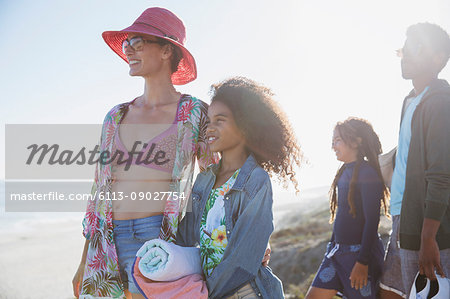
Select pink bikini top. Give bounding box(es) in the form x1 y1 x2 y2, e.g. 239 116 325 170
111 96 182 173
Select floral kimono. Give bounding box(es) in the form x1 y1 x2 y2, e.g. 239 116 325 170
80 95 218 298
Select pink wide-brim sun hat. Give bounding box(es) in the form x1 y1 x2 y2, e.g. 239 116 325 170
102 7 197 85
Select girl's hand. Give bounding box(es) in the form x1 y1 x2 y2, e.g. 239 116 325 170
262 247 271 267
349 262 368 290
72 262 85 298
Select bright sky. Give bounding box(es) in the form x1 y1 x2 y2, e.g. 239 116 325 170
1 0 449 191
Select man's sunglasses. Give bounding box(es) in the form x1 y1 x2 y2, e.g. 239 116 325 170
396 44 422 58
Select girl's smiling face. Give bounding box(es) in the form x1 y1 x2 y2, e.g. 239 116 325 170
206 101 246 153
332 129 359 163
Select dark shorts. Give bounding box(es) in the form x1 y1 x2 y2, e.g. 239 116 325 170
112 215 163 294
312 240 384 299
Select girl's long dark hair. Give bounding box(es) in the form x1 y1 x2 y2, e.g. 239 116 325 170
329 117 389 222
210 77 303 193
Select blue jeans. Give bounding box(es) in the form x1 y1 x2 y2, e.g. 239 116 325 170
113 215 163 294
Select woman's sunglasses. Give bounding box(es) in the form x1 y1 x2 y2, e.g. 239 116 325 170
122 36 164 54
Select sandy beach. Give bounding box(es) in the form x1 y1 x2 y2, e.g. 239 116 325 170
0 217 84 299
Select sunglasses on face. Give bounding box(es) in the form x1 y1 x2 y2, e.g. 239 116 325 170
396 43 422 58
122 36 163 54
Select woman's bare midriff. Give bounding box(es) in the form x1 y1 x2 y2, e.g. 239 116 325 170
111 123 175 220
112 165 172 220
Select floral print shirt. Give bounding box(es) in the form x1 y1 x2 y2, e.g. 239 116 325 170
200 169 240 277
80 95 218 298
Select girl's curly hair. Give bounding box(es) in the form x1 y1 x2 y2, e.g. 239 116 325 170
329 117 390 222
210 76 303 193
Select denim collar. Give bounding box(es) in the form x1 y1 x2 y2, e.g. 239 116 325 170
209 154 259 191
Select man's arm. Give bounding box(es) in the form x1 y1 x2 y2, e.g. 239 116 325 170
419 218 444 279
421 95 450 280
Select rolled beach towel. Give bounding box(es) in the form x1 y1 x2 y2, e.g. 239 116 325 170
131 239 207 299
132 265 207 299
135 239 202 281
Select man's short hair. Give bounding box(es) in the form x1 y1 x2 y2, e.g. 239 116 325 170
406 22 450 71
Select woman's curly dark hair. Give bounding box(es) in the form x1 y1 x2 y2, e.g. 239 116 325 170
210 76 303 193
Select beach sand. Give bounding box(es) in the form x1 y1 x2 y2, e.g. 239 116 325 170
0 218 84 299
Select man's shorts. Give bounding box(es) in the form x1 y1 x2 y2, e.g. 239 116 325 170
400 246 450 296
312 240 384 298
380 215 450 297
379 215 407 297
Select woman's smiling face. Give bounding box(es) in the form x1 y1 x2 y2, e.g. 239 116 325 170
123 33 166 77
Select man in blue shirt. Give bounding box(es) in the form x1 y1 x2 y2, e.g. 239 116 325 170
379 23 450 299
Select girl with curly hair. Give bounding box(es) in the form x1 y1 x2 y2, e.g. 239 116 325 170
306 117 389 299
175 76 302 299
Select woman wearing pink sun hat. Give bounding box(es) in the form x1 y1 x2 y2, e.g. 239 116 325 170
72 7 218 298
102 7 197 85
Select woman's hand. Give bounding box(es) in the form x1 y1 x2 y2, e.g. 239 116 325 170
349 262 368 290
72 262 85 298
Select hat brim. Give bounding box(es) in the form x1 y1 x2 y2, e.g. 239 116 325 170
102 24 197 85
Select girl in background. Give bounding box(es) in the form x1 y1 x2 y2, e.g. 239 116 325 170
306 117 389 299
176 76 302 299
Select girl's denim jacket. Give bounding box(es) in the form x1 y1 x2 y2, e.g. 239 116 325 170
176 154 285 299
